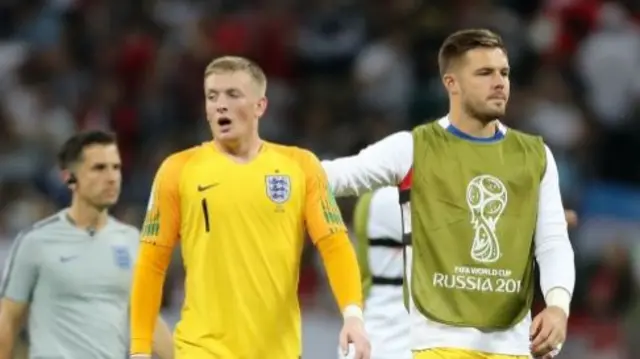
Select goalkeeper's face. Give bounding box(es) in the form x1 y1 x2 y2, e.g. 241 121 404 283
450 47 510 123
204 71 267 144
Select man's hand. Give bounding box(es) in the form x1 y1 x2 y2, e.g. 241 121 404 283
339 316 371 359
530 306 567 358
130 355 151 359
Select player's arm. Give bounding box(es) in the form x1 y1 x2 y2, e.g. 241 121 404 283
130 156 183 357
0 233 39 359
534 145 576 316
321 131 413 197
303 151 363 316
127 226 174 359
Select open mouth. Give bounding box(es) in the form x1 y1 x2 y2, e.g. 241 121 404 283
217 117 233 133
218 117 232 126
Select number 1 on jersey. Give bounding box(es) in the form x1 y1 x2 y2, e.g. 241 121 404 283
201 198 210 232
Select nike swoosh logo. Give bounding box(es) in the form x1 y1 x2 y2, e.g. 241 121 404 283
198 183 219 192
60 255 78 263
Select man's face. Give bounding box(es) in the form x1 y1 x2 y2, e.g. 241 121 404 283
72 144 122 209
204 71 267 144
446 47 510 123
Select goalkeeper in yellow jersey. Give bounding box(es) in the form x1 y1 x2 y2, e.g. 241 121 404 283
129 56 371 359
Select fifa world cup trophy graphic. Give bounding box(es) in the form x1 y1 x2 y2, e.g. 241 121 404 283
466 175 508 263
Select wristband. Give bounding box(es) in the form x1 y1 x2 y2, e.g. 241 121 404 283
342 304 363 321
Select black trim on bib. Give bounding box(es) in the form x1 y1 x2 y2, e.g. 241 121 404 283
372 276 403 286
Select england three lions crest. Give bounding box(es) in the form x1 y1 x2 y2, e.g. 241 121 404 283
266 175 291 203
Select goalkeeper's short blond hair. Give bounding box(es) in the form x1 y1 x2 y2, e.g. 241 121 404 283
204 56 267 96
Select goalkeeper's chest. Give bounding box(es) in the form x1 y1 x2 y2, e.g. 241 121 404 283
182 165 306 220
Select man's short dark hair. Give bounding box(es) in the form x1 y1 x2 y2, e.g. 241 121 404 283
438 29 506 76
57 130 117 170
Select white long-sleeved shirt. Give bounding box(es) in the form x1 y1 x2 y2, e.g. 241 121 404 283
359 187 409 359
323 117 575 356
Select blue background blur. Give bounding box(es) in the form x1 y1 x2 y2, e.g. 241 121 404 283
0 0 639 358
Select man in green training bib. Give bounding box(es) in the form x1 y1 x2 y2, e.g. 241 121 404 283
322 28 575 359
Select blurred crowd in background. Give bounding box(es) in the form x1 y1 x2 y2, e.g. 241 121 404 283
0 0 640 358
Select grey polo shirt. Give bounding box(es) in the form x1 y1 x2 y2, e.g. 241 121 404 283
0 210 140 359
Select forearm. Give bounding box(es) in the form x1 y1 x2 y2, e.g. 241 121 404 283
152 316 174 359
315 232 363 313
535 145 575 316
537 239 575 315
0 323 18 359
130 243 173 355
322 157 394 197
0 301 28 359
321 131 412 197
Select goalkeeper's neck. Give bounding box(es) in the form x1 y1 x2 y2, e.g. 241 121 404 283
214 134 263 164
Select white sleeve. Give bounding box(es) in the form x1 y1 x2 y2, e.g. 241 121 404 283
321 131 413 197
534 145 575 315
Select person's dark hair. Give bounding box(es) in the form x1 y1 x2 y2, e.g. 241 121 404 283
57 130 117 170
438 29 506 76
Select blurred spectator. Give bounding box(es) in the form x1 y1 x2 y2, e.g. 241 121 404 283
576 1 640 128
353 23 414 123
519 66 587 201
295 0 365 77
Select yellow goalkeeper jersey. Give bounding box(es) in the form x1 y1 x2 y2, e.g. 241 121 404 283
133 141 346 359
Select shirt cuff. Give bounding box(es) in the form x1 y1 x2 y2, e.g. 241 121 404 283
342 304 364 321
545 287 571 317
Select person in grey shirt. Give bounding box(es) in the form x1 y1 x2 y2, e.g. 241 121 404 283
0 131 174 359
